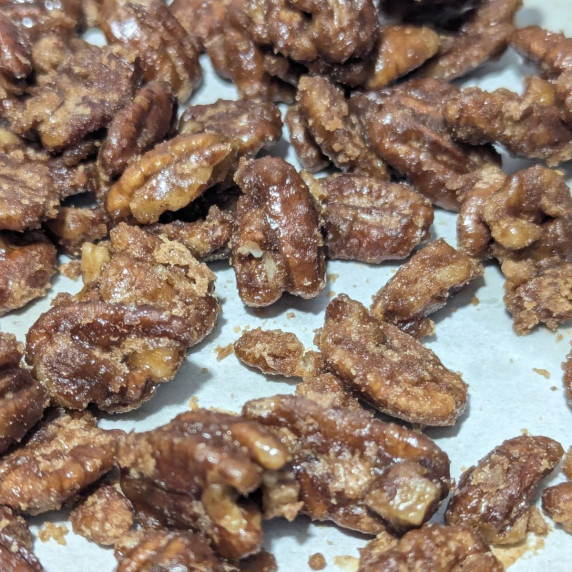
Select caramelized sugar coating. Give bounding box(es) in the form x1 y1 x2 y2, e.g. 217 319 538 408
105 133 237 224
564 348 572 408
306 173 433 264
358 524 503 572
0 505 43 572
444 85 572 166
0 231 57 314
71 485 134 546
364 78 499 211
243 395 451 534
0 0 82 36
11 42 138 152
366 25 440 90
100 0 201 102
0 332 48 454
370 239 484 338
296 75 389 180
179 98 283 158
542 482 572 534
234 328 320 378
99 81 176 180
0 12 32 81
563 446 572 481
45 206 109 257
420 0 522 80
118 409 288 559
0 409 122 514
232 157 325 307
295 372 363 412
318 295 468 426
446 435 564 544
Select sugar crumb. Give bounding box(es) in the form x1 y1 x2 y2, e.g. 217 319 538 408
38 523 68 545
58 261 81 280
233 325 241 333
286 312 295 319
556 333 563 342
309 553 326 570
550 386 558 391
188 396 199 411
215 344 234 361
201 367 208 373
327 291 336 298
334 555 358 572
470 296 479 306
327 273 339 284
521 428 529 435
532 368 550 379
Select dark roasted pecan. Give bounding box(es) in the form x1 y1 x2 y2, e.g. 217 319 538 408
318 295 468 426
105 133 236 224
0 505 43 571
243 395 451 534
358 524 503 572
305 173 433 264
564 347 572 408
0 409 122 514
0 231 56 314
232 157 325 306
379 0 480 26
370 239 483 338
542 482 572 534
0 13 32 80
101 0 201 102
0 0 81 36
99 81 176 180
446 435 564 544
71 485 134 546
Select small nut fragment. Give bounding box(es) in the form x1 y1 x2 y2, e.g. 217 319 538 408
285 105 329 173
542 482 572 534
0 505 43 571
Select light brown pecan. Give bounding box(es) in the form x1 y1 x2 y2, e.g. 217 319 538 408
318 295 468 426
370 239 484 338
542 482 572 534
446 435 564 544
0 505 43 571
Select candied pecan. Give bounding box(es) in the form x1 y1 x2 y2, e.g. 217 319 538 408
101 0 201 102
99 81 176 180
45 206 109 257
0 231 56 314
370 239 484 338
0 13 32 80
178 98 282 159
542 482 572 534
234 328 321 378
284 105 328 173
444 85 572 166
365 25 440 90
0 332 48 453
446 435 564 544
0 0 81 36
318 295 468 426
0 409 122 514
358 524 503 572
304 173 433 264
11 42 138 152
296 75 389 180
363 78 500 211
118 409 288 559
564 447 572 481
0 505 43 571
105 133 237 224
231 157 325 306
239 550 277 572
295 372 364 412
243 395 451 534
564 347 572 408
71 485 134 546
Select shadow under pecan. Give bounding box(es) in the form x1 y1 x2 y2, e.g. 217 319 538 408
446 435 564 545
243 395 451 535
0 409 122 514
318 295 468 426
0 505 43 571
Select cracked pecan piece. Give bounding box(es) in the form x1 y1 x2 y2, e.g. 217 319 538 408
542 482 572 534
358 524 503 572
0 230 57 314
105 132 237 224
0 409 122 514
232 157 325 307
318 295 468 426
243 394 451 534
446 435 564 544
0 505 43 571
304 173 433 264
101 0 201 102
370 238 483 338
118 409 288 559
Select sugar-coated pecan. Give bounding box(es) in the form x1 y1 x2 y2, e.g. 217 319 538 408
0 505 43 571
542 482 572 534
99 81 176 180
101 0 201 102
358 524 503 572
444 85 572 166
370 239 483 338
0 332 48 454
564 447 572 481
118 409 288 559
305 173 433 264
295 372 364 412
296 75 389 180
243 395 451 534
564 347 572 408
318 295 468 426
179 98 282 159
232 157 325 306
105 133 237 224
0 231 57 314
71 485 134 546
0 0 81 37
0 409 122 514
446 435 564 544
0 12 32 80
